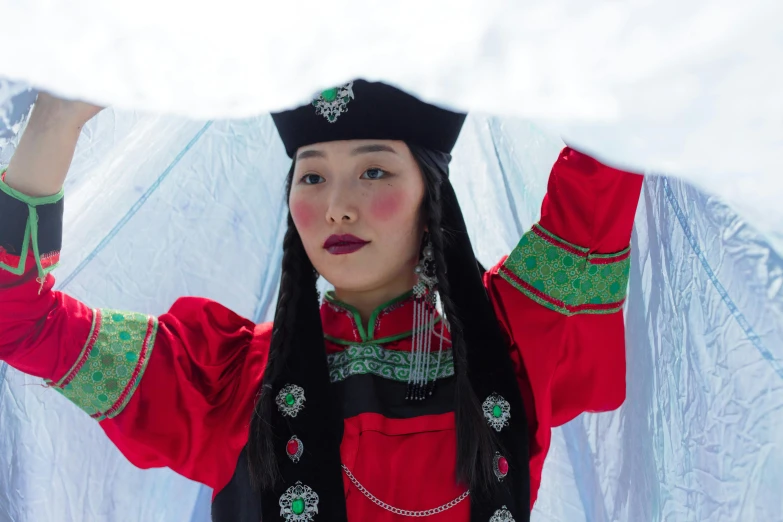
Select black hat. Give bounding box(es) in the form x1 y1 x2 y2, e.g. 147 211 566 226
271 79 467 157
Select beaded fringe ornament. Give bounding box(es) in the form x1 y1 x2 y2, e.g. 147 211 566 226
406 241 446 400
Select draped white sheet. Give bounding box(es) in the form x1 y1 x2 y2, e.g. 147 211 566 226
1 0 781 251
1 86 781 522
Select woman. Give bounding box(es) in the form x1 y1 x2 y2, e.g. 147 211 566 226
0 80 643 522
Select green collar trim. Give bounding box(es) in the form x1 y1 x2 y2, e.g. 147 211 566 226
324 289 415 343
323 315 442 346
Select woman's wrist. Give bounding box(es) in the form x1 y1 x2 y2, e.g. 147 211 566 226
33 92 103 128
2 93 101 197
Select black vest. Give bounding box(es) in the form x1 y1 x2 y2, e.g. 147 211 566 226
212 371 530 522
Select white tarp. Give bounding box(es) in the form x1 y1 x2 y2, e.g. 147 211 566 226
1 0 781 251
1 84 782 521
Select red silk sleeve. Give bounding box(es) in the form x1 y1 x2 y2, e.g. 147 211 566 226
100 298 266 493
0 249 267 493
485 147 644 506
539 147 644 253
0 253 94 381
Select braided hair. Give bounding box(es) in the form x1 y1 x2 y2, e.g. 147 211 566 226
247 144 523 506
247 161 338 492
412 144 500 492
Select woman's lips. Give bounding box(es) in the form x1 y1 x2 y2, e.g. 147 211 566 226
323 234 370 255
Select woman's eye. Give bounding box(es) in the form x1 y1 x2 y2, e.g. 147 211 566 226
361 168 387 180
300 173 325 185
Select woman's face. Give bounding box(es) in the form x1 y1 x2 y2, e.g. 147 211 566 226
289 139 426 296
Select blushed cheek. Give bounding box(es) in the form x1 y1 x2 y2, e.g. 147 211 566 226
369 191 404 222
290 200 317 230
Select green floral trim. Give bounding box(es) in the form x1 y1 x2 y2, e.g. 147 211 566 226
531 222 589 254
52 308 99 388
0 169 64 278
48 309 158 421
327 344 454 384
501 223 631 316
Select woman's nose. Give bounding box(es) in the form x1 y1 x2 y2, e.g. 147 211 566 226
325 186 359 224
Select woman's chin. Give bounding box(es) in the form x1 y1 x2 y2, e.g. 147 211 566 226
321 273 381 294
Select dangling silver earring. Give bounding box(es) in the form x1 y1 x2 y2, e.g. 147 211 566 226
406 238 443 400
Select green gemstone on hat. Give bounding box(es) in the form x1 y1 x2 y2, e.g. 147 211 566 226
321 88 338 102
492 404 502 418
292 497 305 515
285 393 296 406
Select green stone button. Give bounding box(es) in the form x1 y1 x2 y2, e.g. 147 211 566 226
285 393 296 406
292 497 305 515
492 404 502 418
321 88 338 102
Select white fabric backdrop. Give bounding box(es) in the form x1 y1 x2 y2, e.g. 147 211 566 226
0 0 782 252
1 87 782 521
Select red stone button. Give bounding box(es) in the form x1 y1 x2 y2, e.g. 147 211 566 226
494 452 509 480
286 436 303 463
497 456 509 476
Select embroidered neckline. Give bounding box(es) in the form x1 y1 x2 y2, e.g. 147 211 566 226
326 343 454 384
322 290 444 345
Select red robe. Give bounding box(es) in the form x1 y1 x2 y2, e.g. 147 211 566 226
0 147 643 520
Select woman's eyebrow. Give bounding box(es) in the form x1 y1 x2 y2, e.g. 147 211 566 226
351 144 397 156
296 149 326 160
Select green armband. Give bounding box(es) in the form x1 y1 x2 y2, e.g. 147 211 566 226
45 308 159 421
500 224 631 316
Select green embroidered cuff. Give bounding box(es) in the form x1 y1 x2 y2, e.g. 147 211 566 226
45 308 158 421
327 344 454 384
500 224 631 316
0 168 64 279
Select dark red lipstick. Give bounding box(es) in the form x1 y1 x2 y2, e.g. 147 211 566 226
323 234 370 255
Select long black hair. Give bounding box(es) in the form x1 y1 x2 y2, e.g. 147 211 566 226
247 143 527 517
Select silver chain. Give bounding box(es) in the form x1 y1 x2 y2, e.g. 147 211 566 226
341 464 469 517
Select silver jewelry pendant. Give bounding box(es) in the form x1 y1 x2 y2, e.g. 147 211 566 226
312 82 354 123
482 393 511 432
407 239 441 401
276 384 306 417
413 241 437 297
489 505 515 522
279 481 319 521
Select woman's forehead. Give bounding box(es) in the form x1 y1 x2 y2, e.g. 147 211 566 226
295 139 410 160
